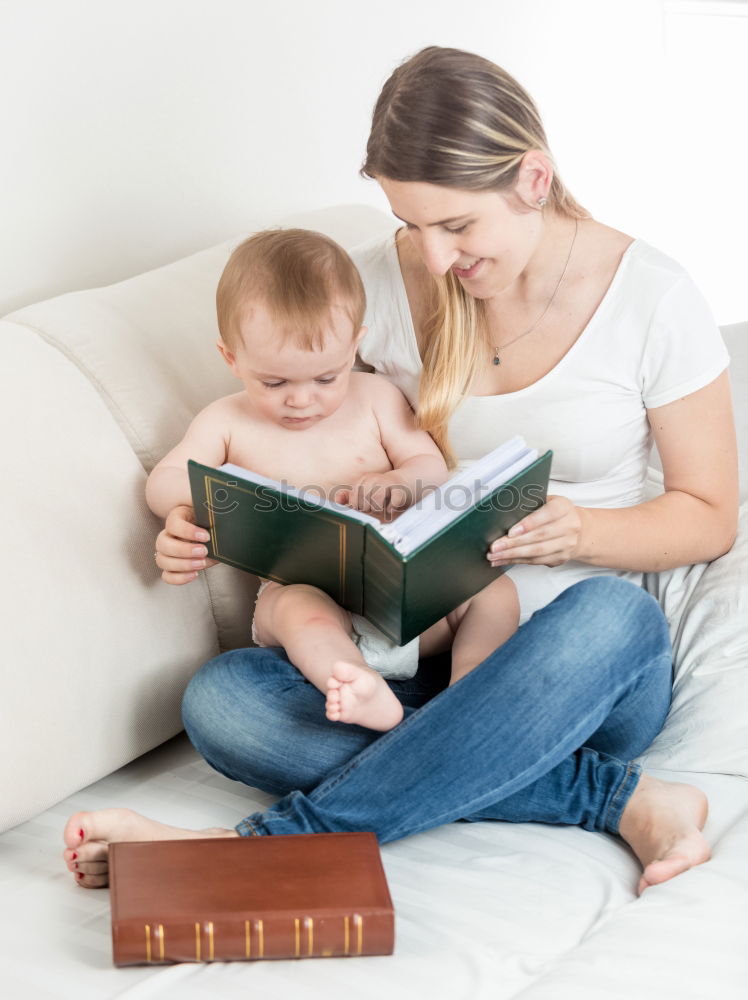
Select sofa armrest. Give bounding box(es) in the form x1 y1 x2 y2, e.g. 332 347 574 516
0 322 220 831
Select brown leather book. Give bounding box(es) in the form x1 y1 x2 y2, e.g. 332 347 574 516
109 832 395 965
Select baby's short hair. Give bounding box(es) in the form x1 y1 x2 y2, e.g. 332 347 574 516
216 228 366 350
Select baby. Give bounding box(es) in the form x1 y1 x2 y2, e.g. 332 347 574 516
147 229 519 731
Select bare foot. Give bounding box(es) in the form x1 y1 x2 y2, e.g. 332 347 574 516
62 808 239 889
325 660 404 731
618 774 711 895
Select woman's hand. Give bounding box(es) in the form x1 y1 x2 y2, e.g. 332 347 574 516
154 504 218 585
487 495 583 568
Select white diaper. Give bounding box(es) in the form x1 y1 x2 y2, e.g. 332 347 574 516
251 579 420 680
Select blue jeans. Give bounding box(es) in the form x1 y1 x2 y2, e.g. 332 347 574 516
182 577 672 842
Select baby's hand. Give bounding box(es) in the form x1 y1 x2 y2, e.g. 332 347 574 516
335 472 412 520
154 505 217 585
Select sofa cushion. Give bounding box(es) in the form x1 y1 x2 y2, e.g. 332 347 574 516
638 500 748 776
722 322 748 502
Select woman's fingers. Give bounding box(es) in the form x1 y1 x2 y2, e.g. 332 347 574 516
487 495 582 567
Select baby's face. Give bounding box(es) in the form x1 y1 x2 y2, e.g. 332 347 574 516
225 302 361 431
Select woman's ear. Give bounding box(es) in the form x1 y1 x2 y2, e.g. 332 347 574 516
515 149 554 208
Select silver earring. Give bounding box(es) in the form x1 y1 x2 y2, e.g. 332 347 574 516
538 196 548 207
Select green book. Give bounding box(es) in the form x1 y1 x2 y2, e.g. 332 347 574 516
188 437 552 645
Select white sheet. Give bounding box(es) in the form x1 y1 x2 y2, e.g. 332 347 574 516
2 734 747 1000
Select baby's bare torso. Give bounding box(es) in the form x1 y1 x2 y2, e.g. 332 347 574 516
215 373 393 500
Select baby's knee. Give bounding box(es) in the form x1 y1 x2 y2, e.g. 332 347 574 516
260 582 350 639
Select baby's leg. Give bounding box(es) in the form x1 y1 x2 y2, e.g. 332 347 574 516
447 575 520 685
254 582 403 731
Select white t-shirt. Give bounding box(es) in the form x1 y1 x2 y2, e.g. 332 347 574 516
351 233 730 622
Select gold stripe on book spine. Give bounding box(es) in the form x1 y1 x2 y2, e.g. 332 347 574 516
245 920 251 958
204 476 217 550
306 916 314 957
339 525 346 604
344 915 350 955
194 922 201 961
157 924 165 961
257 919 264 958
145 924 152 963
354 913 363 955
294 918 300 957
208 922 215 960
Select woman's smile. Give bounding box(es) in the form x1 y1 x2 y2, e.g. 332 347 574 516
452 258 485 280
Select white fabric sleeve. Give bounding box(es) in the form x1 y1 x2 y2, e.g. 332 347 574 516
641 272 729 409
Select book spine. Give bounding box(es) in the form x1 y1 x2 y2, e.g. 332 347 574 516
112 910 394 965
361 529 406 645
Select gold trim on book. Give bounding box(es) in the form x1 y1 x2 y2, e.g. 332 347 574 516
194 922 201 961
340 524 346 604
245 920 251 958
204 474 350 599
306 916 314 957
203 475 217 549
145 924 151 963
257 919 264 958
344 915 350 955
208 921 214 961
354 913 363 955
157 924 164 961
294 917 300 957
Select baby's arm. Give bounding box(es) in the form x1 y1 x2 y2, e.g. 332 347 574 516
344 377 449 517
147 400 231 585
145 400 230 518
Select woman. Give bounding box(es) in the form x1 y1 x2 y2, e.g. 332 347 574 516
64 47 738 896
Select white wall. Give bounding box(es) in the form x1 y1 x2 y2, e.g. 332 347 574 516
1 0 745 322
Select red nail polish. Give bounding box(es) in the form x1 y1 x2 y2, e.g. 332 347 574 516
71 852 78 860
77 871 84 879
78 829 85 840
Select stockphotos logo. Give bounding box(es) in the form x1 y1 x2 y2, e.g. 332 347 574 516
204 484 240 515
204 480 544 517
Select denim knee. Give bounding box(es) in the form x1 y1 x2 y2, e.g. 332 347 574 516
552 576 670 660
511 577 671 703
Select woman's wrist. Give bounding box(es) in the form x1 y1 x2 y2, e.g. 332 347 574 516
571 505 595 564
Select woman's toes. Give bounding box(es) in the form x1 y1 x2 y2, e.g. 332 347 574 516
63 841 107 866
76 871 109 889
75 860 109 875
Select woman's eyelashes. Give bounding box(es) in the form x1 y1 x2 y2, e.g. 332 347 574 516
403 221 470 235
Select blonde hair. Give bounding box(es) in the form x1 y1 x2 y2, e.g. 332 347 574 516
362 46 589 465
216 229 366 351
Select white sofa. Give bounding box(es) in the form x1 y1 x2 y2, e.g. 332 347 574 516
1 205 747 999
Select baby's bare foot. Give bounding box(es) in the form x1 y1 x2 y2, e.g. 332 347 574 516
618 774 710 895
325 660 404 731
62 808 239 889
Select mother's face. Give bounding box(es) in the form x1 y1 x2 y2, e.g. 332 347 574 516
378 177 543 300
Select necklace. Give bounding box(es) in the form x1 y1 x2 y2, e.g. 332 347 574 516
491 218 578 365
